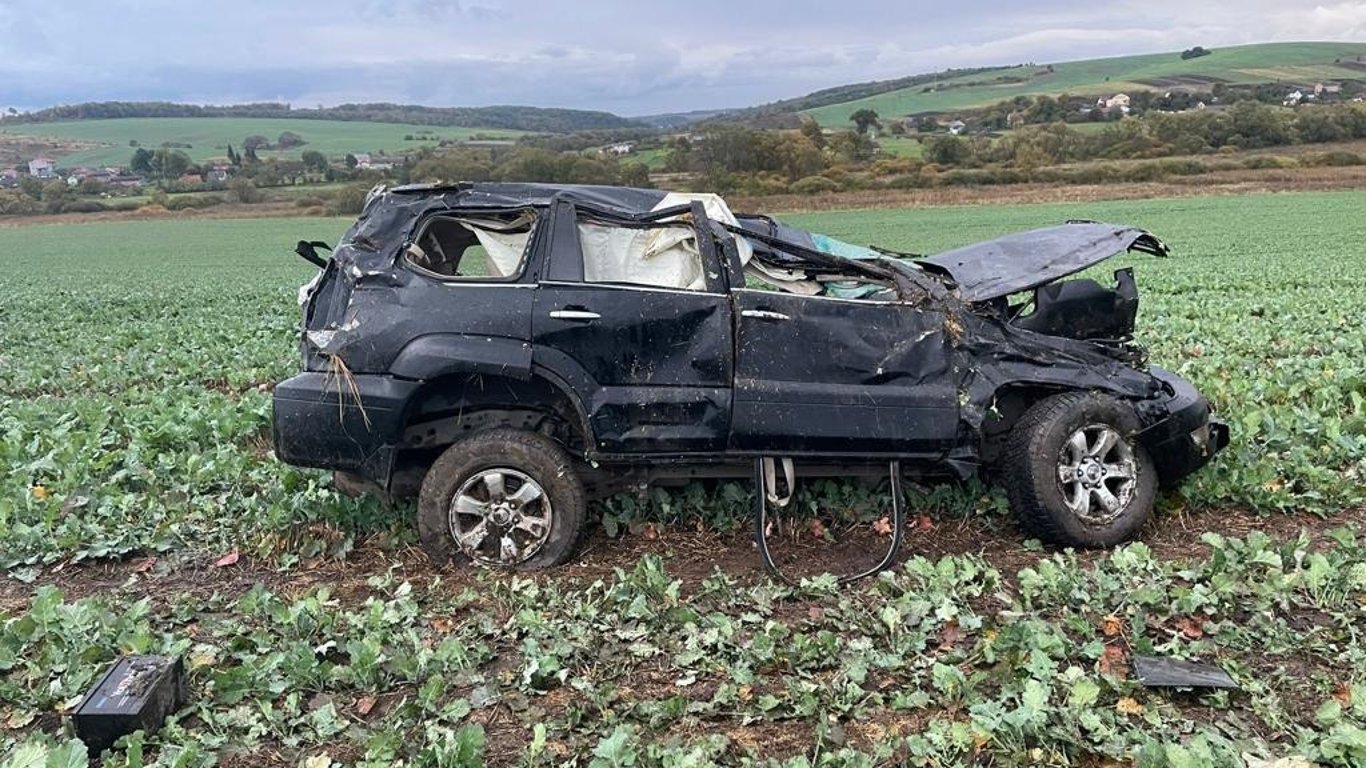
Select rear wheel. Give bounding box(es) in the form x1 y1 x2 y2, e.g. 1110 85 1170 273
1002 392 1157 547
418 428 586 568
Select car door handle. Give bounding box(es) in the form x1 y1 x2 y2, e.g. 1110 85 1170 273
741 309 790 322
549 309 601 321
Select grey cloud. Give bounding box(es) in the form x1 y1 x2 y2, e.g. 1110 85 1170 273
0 0 1362 114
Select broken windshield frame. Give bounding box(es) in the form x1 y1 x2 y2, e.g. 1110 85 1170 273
722 221 946 304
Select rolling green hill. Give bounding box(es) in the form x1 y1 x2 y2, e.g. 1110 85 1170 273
0 117 523 167
803 41 1366 127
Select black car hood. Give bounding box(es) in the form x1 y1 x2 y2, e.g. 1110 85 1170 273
916 222 1168 302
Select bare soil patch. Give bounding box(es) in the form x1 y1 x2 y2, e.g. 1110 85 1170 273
6 505 1362 614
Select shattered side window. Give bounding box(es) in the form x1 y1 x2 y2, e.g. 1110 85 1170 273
405 210 538 280
577 221 707 291
737 234 897 301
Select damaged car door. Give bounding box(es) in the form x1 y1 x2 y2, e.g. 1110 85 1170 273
729 286 959 456
532 200 733 454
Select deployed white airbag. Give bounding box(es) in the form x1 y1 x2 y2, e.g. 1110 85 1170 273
575 192 756 291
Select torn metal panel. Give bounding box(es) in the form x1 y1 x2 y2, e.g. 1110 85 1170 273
953 310 1162 433
917 222 1168 302
1132 655 1238 689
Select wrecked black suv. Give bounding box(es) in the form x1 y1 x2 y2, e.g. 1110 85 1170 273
273 182 1228 568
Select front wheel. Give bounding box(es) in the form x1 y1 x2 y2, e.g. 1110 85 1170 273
418 428 586 568
1002 392 1157 548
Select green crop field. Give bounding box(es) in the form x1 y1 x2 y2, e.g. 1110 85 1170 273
873 136 926 159
3 190 1366 765
0 117 524 167
805 41 1366 127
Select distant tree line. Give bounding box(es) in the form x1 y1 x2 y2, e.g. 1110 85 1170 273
6 101 640 133
408 145 649 187
662 121 876 193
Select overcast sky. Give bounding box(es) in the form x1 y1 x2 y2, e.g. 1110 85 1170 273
2 1 1364 116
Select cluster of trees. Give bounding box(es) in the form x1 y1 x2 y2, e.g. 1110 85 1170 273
239 131 307 153
0 175 126 215
662 122 875 191
130 147 192 180
7 101 638 133
921 102 1366 169
409 146 649 187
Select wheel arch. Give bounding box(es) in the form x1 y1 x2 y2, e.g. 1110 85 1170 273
399 369 593 456
979 382 1075 465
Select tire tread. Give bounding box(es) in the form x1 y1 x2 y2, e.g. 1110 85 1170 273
1001 391 1155 548
417 428 586 569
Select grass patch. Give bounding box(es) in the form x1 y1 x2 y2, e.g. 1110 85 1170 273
0 117 524 166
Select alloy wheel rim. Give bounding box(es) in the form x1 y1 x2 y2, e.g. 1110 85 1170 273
1056 423 1137 526
449 468 553 565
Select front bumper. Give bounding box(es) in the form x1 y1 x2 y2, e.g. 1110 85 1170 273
272 372 421 487
1138 367 1230 487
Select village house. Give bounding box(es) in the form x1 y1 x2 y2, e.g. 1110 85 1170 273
207 162 232 183
1096 93 1131 114
947 120 967 135
28 157 55 178
107 174 145 189
604 142 634 156
67 167 115 185
353 152 395 171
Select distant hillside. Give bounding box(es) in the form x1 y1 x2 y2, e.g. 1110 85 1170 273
0 117 525 167
795 42 1366 127
5 101 641 134
634 109 735 129
733 64 1021 122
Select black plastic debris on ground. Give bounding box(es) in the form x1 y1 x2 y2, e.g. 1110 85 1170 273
1132 655 1238 689
74 655 186 754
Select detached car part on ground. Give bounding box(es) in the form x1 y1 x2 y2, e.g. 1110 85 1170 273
273 183 1228 570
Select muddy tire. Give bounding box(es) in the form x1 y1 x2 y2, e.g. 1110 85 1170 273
418 428 585 569
1002 392 1157 548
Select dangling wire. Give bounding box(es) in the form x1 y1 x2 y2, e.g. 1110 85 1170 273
752 458 906 586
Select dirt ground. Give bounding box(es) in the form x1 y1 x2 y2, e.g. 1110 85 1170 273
6 504 1363 616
